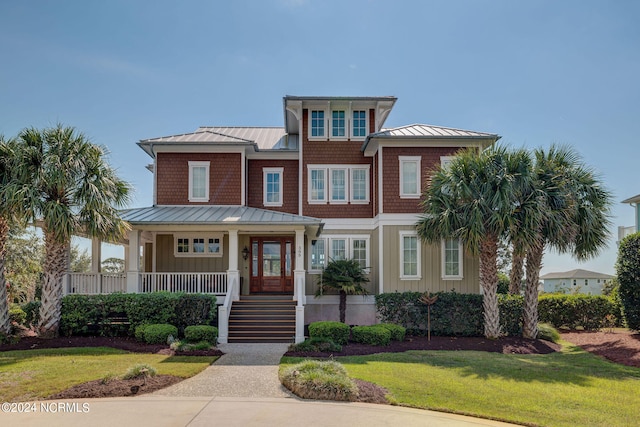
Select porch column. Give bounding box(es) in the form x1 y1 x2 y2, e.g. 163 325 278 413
126 229 140 293
294 228 306 304
227 229 240 301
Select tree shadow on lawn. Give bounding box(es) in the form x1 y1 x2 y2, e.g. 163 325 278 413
337 344 640 386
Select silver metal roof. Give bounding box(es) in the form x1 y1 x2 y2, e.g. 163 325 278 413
539 269 613 280
622 194 640 204
120 205 322 226
370 124 499 139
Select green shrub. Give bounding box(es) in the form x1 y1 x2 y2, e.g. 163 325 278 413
308 321 350 345
123 364 157 380
9 305 27 325
538 294 619 330
537 323 560 343
134 323 149 342
616 233 640 331
378 323 406 341
184 325 218 344
21 301 41 326
170 340 213 351
279 360 357 401
288 336 342 353
351 325 391 346
174 294 217 332
498 294 524 336
142 324 178 344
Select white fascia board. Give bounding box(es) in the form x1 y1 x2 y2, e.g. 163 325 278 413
246 151 298 160
320 218 376 230
153 145 247 154
364 138 492 157
375 213 422 226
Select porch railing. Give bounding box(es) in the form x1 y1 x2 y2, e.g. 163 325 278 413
66 273 127 295
138 272 228 295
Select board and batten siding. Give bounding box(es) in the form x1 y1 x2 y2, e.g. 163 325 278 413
382 225 480 294
155 234 228 273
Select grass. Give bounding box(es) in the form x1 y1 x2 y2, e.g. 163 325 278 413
0 346 218 402
282 342 640 427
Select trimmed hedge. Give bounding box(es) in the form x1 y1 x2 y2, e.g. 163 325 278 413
378 323 406 341
308 321 350 345
376 291 622 336
351 325 391 346
184 325 218 344
59 292 217 337
142 324 178 344
617 233 640 331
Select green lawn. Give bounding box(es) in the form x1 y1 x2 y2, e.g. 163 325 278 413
0 347 218 402
282 342 640 427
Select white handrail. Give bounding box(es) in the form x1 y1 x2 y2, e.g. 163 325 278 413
65 273 126 294
138 272 227 295
217 275 235 344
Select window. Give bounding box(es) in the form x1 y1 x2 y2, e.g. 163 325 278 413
188 161 210 202
330 169 347 202
332 110 346 137
308 165 370 204
442 238 463 280
174 233 223 257
352 110 367 138
309 168 326 202
585 279 588 286
309 235 370 272
573 279 577 286
351 168 368 202
399 156 421 198
440 156 455 170
310 110 325 137
400 231 420 279
263 167 283 207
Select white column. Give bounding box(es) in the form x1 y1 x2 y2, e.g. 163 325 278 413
126 229 140 293
227 229 240 301
294 228 306 304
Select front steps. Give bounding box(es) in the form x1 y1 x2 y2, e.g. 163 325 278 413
228 295 296 343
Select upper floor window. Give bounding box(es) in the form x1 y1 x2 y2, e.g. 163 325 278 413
400 230 421 280
188 161 210 202
352 110 367 138
263 167 283 207
308 165 370 204
174 233 222 257
399 156 421 198
332 110 346 137
311 110 325 137
442 238 463 280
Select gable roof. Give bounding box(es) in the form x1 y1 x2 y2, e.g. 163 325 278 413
120 205 322 226
539 269 613 280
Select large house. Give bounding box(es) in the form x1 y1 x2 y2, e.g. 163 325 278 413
540 269 613 295
68 95 500 343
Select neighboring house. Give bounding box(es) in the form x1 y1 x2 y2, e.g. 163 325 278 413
619 194 640 243
66 95 500 343
540 269 613 295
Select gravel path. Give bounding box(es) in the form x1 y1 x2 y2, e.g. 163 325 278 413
152 343 294 398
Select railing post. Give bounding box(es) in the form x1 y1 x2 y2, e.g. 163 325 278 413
295 305 305 344
218 306 228 344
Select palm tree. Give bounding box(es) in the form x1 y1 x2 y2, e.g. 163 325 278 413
14 125 132 337
416 146 539 338
520 145 611 338
316 258 369 323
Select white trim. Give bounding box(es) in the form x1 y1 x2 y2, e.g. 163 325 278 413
399 230 421 280
378 147 383 214
305 294 376 305
308 108 327 140
188 161 210 202
263 167 284 207
330 109 348 141
399 156 421 199
307 164 371 205
308 234 371 274
378 224 384 294
441 238 463 280
329 167 348 204
308 167 327 204
351 109 368 140
322 218 376 229
350 166 370 204
173 233 223 257
440 156 455 169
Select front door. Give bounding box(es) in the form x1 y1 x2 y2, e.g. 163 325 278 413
249 237 294 293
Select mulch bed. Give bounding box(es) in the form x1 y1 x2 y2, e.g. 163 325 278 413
560 330 640 368
47 375 184 399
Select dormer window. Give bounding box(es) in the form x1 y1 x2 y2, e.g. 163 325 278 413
332 110 346 137
352 110 367 138
311 110 325 137
308 107 369 140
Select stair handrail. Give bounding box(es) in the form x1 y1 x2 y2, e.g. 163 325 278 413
217 275 236 344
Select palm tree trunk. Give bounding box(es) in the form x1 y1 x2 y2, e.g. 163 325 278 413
0 217 11 336
479 235 501 339
339 290 347 324
38 230 68 337
509 250 525 295
523 240 544 339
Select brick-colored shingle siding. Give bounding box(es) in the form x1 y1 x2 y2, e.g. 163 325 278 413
247 159 299 214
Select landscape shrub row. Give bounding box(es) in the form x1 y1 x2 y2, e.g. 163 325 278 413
59 292 217 337
375 291 622 336
308 321 406 346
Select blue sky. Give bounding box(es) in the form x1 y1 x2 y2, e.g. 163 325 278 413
1 0 638 275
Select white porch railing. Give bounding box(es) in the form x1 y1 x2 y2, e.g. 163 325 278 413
138 272 227 296
217 275 237 344
65 273 127 295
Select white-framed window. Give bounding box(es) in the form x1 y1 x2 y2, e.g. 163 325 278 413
400 231 421 280
441 238 463 280
309 168 327 203
332 110 346 137
310 110 326 138
330 168 348 203
308 165 370 204
352 110 367 138
309 235 370 273
399 156 421 198
263 167 283 207
174 233 222 257
188 161 210 202
440 156 455 170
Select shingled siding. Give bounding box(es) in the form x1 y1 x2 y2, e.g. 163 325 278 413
247 159 298 214
156 152 242 205
382 146 461 213
301 108 375 219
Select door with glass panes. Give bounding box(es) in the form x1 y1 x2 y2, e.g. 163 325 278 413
249 237 294 293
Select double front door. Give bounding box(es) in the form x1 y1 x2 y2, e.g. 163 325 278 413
249 237 294 293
